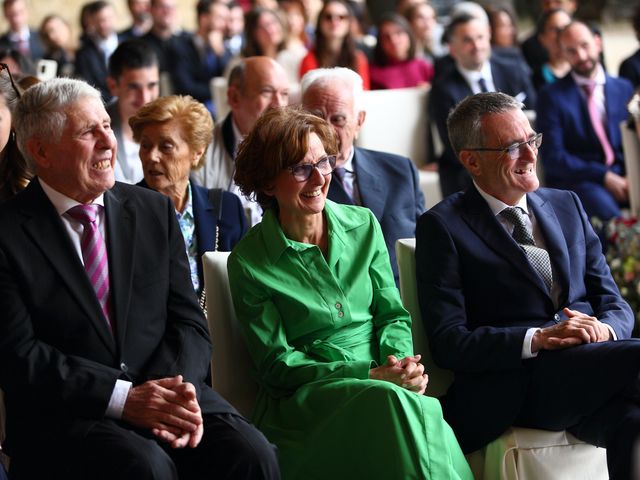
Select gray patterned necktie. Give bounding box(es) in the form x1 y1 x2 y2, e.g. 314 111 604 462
500 207 553 291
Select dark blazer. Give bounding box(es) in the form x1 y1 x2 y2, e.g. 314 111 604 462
536 73 634 188
429 56 537 196
619 49 640 88
0 180 236 460
415 186 634 453
168 34 231 105
75 35 123 102
327 147 424 283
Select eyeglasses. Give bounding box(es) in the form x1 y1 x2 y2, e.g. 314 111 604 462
288 155 337 182
465 133 542 161
322 13 348 22
0 63 21 99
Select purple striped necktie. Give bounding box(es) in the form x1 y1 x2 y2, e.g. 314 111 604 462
67 204 113 331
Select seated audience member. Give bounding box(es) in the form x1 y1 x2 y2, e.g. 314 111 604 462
0 77 280 479
169 0 232 117
403 2 446 61
531 8 571 91
485 4 530 76
301 67 424 283
278 0 310 85
228 106 473 480
416 91 640 480
106 39 160 184
191 56 289 226
521 0 577 74
0 0 43 64
537 21 633 221
370 13 434 90
39 14 75 78
130 95 247 294
119 0 153 39
429 12 536 197
75 1 121 102
619 5 640 88
299 0 370 89
0 63 29 202
141 0 190 75
224 1 244 56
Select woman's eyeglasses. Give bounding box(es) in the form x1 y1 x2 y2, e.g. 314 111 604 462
288 155 337 182
322 13 348 22
0 63 21 99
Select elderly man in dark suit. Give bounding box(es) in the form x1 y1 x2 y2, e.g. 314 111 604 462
301 67 425 284
430 12 536 197
537 21 634 221
416 91 640 480
0 78 279 480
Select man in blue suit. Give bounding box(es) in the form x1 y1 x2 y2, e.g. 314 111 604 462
416 91 640 479
301 67 425 284
429 13 536 197
537 21 634 221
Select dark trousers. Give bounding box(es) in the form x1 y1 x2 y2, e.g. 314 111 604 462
515 339 640 480
10 413 280 480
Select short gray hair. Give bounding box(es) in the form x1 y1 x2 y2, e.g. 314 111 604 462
447 92 523 156
300 67 364 114
13 78 102 164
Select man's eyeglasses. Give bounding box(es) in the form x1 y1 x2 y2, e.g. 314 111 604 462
322 13 349 22
0 63 21 99
288 155 337 182
465 133 543 161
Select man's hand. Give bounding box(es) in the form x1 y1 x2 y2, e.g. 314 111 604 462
604 171 629 202
531 308 612 353
122 375 204 448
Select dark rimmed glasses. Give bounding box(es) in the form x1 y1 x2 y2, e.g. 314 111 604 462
465 133 543 161
321 13 349 22
0 63 21 99
288 155 337 182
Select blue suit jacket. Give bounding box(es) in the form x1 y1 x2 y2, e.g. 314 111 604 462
415 186 634 452
429 57 537 174
536 73 634 188
327 147 424 283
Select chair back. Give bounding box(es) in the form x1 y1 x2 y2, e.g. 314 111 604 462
395 238 454 397
621 120 640 216
210 76 230 121
202 251 258 417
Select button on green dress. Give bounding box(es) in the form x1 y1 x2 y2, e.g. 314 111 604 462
228 200 472 479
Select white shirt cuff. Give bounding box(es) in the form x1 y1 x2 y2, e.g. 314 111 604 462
522 328 540 359
605 323 617 341
105 379 132 419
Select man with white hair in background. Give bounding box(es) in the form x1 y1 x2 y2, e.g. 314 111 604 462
301 67 424 284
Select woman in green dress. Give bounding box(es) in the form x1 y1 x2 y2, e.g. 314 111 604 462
228 107 472 479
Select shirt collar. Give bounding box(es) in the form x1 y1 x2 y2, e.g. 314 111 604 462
39 177 105 216
175 182 193 217
457 61 492 83
342 146 355 171
474 181 529 216
571 63 606 88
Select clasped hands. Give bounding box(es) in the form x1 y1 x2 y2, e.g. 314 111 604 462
370 354 429 395
122 375 203 449
531 307 612 353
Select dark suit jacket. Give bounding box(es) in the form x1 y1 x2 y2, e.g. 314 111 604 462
138 180 247 289
328 147 424 283
168 34 231 105
0 28 44 60
415 186 634 452
429 57 536 194
619 49 640 88
536 73 634 188
0 180 236 457
75 35 124 102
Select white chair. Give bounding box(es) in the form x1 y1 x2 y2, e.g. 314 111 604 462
159 71 174 96
210 76 230 121
419 170 443 210
202 251 258 418
621 120 640 216
395 238 609 480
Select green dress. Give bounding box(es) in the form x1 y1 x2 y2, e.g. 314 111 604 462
228 200 472 480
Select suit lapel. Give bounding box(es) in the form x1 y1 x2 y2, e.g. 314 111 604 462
353 148 386 218
104 186 136 351
460 187 551 296
527 191 570 304
21 181 117 353
222 114 236 158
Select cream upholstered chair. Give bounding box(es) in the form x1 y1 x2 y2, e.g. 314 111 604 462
210 76 230 121
202 251 258 418
621 120 640 216
395 238 608 480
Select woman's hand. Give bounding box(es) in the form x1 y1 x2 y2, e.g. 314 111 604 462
369 354 429 395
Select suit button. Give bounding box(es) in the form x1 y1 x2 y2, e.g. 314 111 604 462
120 362 128 372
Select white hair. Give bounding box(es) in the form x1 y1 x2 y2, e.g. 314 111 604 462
451 1 489 24
300 67 365 114
13 78 102 164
